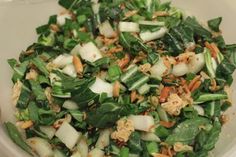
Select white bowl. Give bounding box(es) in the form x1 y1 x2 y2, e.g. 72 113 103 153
0 0 236 156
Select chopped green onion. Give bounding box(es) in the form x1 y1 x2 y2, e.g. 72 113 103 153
146 142 159 155
119 147 129 157
138 83 150 95
194 93 228 104
120 65 139 82
107 65 122 82
32 57 49 76
204 48 216 78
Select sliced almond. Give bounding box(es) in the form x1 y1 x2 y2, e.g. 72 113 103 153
159 121 176 128
152 11 169 19
130 90 137 103
190 80 201 92
188 75 201 90
73 55 83 75
107 46 123 54
113 81 120 98
123 10 138 19
117 53 130 69
159 86 172 103
205 42 219 59
50 24 60 32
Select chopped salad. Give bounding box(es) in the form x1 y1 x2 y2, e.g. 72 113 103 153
5 0 236 157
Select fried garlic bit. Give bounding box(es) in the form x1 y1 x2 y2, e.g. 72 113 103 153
12 80 23 106
174 142 193 152
111 118 134 142
161 93 188 116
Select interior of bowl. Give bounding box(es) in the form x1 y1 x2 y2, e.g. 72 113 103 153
0 0 236 156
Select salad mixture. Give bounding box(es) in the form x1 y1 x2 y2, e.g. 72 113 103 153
5 0 236 157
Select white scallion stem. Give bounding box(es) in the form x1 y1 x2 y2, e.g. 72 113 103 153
119 22 140 32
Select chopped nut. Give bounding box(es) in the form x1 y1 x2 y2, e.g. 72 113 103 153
113 81 120 98
188 75 201 90
159 121 176 128
20 120 33 129
150 96 159 107
139 63 151 73
117 53 130 69
159 86 172 103
124 10 138 19
174 142 193 152
50 24 60 32
152 11 169 19
73 55 83 75
45 87 53 104
26 69 38 80
130 90 137 103
111 118 134 142
12 80 23 106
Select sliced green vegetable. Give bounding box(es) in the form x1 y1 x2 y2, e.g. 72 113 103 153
184 17 212 39
87 102 132 128
163 32 184 56
194 93 228 104
208 17 222 32
204 48 216 78
120 65 139 83
128 132 143 153
29 80 47 101
31 57 49 76
146 142 159 155
203 101 221 117
107 65 122 82
165 117 210 144
16 84 31 109
28 101 39 123
119 147 129 157
4 122 32 155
